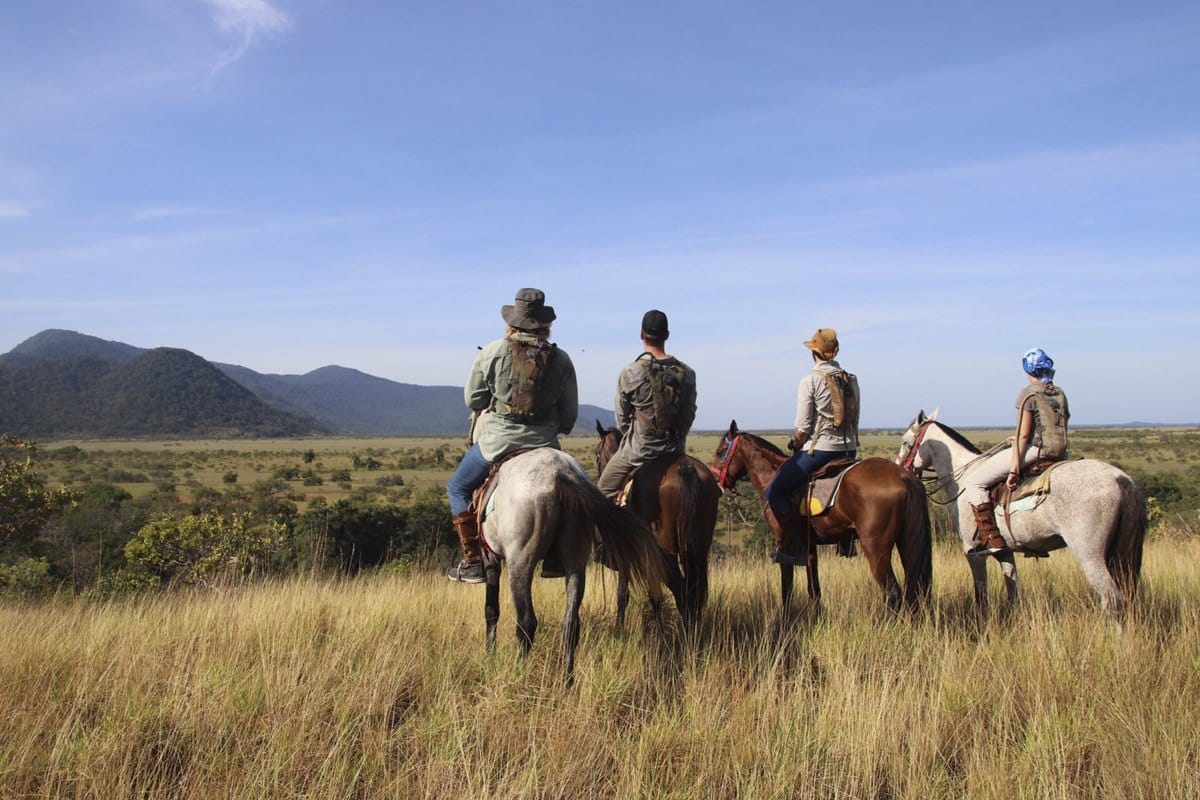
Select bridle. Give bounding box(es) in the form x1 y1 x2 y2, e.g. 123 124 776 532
710 433 743 492
899 421 935 476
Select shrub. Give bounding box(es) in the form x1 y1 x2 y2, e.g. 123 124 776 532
122 512 287 587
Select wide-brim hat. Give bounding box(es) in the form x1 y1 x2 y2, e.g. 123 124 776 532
501 288 556 331
803 328 839 359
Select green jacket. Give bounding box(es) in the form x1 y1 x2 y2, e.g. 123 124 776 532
466 333 579 461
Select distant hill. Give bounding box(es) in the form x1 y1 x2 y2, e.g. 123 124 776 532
0 347 321 438
1 330 615 437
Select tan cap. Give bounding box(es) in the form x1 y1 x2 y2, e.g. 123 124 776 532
803 328 839 359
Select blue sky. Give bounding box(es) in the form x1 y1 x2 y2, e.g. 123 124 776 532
2 0 1198 428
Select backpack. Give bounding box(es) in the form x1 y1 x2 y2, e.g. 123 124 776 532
638 355 687 437
822 369 860 436
503 338 556 422
1026 385 1069 460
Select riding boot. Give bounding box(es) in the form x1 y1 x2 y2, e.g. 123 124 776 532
770 506 807 566
968 502 1007 555
448 511 485 583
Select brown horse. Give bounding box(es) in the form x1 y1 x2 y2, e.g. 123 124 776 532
711 420 932 611
595 421 720 627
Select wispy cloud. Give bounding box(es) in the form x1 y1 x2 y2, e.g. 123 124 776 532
0 202 31 219
203 0 290 74
130 206 218 223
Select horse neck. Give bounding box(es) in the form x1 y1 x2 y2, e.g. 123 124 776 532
739 438 787 493
922 426 977 494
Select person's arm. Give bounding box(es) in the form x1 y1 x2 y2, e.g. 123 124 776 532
1006 405 1034 488
464 348 492 412
677 367 697 437
792 375 816 450
614 365 635 436
557 354 579 435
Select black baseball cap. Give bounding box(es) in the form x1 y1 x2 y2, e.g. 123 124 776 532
641 309 669 337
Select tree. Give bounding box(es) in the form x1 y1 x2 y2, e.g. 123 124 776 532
0 435 72 549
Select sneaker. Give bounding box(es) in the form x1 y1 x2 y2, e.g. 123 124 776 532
447 560 485 583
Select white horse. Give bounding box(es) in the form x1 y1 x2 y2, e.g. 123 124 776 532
897 410 1145 617
480 447 665 687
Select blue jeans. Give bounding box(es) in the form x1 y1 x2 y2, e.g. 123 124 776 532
765 449 855 519
447 443 492 515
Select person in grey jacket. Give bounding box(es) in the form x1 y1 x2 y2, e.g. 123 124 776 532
445 288 578 583
764 328 859 529
597 309 697 499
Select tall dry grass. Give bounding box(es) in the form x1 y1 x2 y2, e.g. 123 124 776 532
2 540 1198 799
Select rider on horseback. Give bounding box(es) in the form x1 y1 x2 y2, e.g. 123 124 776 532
966 347 1070 555
764 328 860 560
446 288 579 583
596 309 697 500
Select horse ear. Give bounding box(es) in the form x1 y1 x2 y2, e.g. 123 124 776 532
595 419 606 436
928 407 939 422
917 409 926 424
729 419 739 435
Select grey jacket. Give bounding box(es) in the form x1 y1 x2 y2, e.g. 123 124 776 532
614 354 697 459
794 359 859 452
466 334 578 461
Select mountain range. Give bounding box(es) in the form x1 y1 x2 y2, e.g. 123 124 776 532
0 330 615 439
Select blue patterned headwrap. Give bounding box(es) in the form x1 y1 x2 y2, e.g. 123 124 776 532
1022 348 1055 381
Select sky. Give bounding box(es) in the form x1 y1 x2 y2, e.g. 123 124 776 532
2 0 1198 429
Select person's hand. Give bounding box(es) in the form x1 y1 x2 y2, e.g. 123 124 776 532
1005 470 1019 489
1005 435 1016 445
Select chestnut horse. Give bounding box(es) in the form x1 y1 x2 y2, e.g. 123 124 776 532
711 420 932 611
595 421 719 627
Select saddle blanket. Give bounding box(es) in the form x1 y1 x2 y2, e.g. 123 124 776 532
796 459 863 517
989 460 1067 513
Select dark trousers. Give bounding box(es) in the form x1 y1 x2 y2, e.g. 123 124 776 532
765 449 855 519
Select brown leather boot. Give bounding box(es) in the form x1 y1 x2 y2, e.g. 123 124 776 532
448 511 484 583
968 502 1007 555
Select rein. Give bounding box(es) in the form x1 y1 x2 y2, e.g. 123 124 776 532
711 433 743 492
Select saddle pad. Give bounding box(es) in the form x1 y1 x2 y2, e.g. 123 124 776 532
990 460 1067 508
799 461 864 517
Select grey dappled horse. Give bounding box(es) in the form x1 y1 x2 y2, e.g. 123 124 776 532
898 410 1146 618
479 447 666 686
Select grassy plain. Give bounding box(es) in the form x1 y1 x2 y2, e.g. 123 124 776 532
3 542 1198 799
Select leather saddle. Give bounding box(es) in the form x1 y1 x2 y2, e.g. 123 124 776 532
792 456 860 517
989 458 1063 509
470 447 535 523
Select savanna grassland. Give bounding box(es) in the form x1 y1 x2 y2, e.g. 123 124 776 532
3 427 1200 798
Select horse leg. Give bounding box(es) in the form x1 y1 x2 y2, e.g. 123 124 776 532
780 564 794 606
995 551 1019 606
966 552 990 617
509 563 538 655
859 531 902 612
805 535 821 602
1076 553 1125 619
562 567 586 688
615 569 630 631
485 562 501 651
663 552 686 620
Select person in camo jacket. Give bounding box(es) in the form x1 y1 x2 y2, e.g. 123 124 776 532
445 288 578 584
596 309 697 500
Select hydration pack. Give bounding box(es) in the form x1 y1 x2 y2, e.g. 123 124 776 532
638 355 686 437
822 369 860 437
1025 384 1069 460
502 337 556 422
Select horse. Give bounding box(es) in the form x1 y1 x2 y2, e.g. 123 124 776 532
479 447 666 686
897 410 1146 618
711 420 932 612
594 421 720 628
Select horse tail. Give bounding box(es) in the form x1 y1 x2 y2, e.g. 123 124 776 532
897 473 933 607
556 473 667 597
1106 473 1146 598
675 459 711 620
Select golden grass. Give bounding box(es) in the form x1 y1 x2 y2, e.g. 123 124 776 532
3 540 1198 799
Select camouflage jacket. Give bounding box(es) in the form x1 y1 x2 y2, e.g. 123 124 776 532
614 354 697 458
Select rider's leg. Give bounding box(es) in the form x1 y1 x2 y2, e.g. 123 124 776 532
964 449 1012 554
597 445 641 501
446 444 491 583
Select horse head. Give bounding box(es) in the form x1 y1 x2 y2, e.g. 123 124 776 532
594 420 621 473
710 419 746 490
897 408 939 473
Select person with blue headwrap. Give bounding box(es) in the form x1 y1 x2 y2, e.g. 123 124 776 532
964 347 1071 554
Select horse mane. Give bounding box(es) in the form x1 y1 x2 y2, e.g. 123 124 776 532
932 421 981 455
745 433 786 457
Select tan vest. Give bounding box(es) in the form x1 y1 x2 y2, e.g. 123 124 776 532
1017 383 1069 460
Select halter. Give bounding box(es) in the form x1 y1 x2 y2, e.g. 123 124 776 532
710 433 743 491
900 421 935 476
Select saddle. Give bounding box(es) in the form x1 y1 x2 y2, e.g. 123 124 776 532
470 447 536 523
615 455 677 510
792 456 860 517
989 458 1063 509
